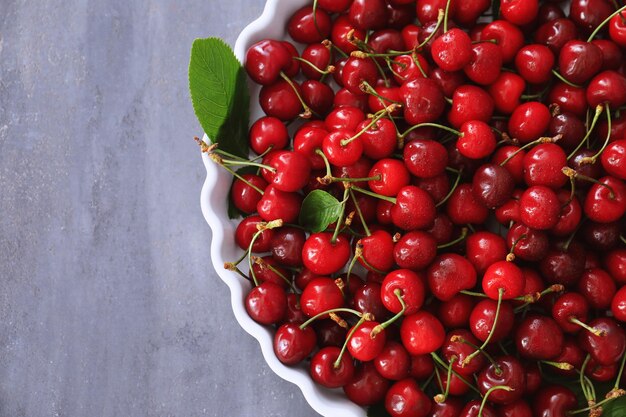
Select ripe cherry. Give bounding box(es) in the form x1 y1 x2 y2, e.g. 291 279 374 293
427 254 477 301
302 233 351 275
472 163 515 209
403 139 448 179
393 231 437 271
519 185 561 230
368 158 410 197
249 116 289 154
259 79 303 121
348 0 389 31
583 176 626 223
400 311 445 355
481 20 524 63
488 72 525 114
343 362 389 406
287 6 331 44
515 315 564 360
477 355 526 404
273 323 317 365
508 102 551 144
310 346 355 388
348 320 387 362
245 39 291 85
231 174 267 214
381 269 425 316
578 267 617 309
385 378 432 417
256 186 302 223
400 78 446 125
533 385 577 417
446 183 489 225
270 226 306 267
558 40 603 85
578 317 626 365
360 118 398 160
245 282 287 325
374 340 411 381
391 186 437 230
457 120 497 160
470 299 515 343
431 28 473 72
261 150 311 193
515 43 554 84
448 85 494 129
483 260 525 300
611 286 626 322
601 140 626 179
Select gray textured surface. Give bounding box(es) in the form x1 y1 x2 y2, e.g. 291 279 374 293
0 1 319 416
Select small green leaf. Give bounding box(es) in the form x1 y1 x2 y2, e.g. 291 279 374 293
367 402 391 417
299 190 343 233
189 37 249 158
604 395 626 417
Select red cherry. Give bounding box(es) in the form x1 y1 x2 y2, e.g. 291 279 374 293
441 329 487 376
464 41 503 85
244 39 291 85
300 277 344 319
481 20 524 63
611 286 626 322
515 314 564 360
500 0 539 26
348 321 387 362
331 15 366 54
259 79 303 121
231 174 267 214
601 140 626 179
342 56 379 95
523 143 568 188
519 185 561 230
256 185 302 223
302 233 351 276
249 116 289 154
457 120 497 160
488 72 525 114
609 11 626 47
506 222 549 262
552 292 589 334
234 215 274 252
360 229 396 272
400 78 445 125
322 129 363 167
300 43 332 81
605 248 626 285
381 269 426 316
368 158 411 197
578 267 617 309
293 125 327 170
385 378 432 417
578 317 626 365
400 311 445 355
403 139 448 178
310 346 355 388
583 176 626 223
470 299 515 343
547 82 588 118
558 40 603 85
393 231 437 271
431 28 473 72
273 323 317 365
448 85 494 129
483 260 525 300
427 254 477 301
466 231 507 275
348 0 389 31
586 70 626 109
287 6 331 44
261 150 311 193
508 102 551 144
374 340 411 381
515 44 555 84
391 186 437 230
533 385 577 417
391 54 429 84
343 362 389 406
460 400 497 417
360 118 398 160
446 183 490 225
477 355 526 404
245 282 287 325
326 106 366 132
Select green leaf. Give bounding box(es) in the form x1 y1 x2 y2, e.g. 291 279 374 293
189 37 249 158
604 395 626 417
298 190 343 233
367 403 391 417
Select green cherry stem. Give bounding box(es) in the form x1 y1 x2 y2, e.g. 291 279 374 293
279 71 316 119
613 351 626 391
401 122 462 140
500 135 561 166
334 316 366 368
430 352 482 394
435 169 463 208
579 103 612 165
569 317 606 337
349 189 371 237
462 288 505 367
479 386 514 417
340 104 400 147
331 188 351 244
551 69 583 89
567 104 604 160
371 289 406 337
437 227 469 250
299 307 364 330
293 56 335 75
416 9 445 50
443 0 452 33
580 354 594 402
434 356 457 403
587 4 626 42
246 219 284 286
351 185 397 204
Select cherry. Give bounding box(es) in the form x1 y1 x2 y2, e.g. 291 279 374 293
488 72 525 114
326 106 366 132
381 269 426 316
492 145 525 184
609 10 626 47
331 15 366 54
300 277 344 318
578 317 626 365
539 240 586 287
302 233 351 275
523 143 568 188
515 315 564 360
360 229 396 272
477 355 526 404
464 41 503 86
508 102 551 145
287 6 331 44
409 354 434 380
428 398 464 417
348 0 389 31
460 400 497 417
367 85 403 116
533 385 577 417
353 282 390 322
500 0 539 26
470 299 515 343
593 39 624 70
385 378 432 417
310 346 355 388
605 248 626 284
400 78 446 126
234 215 274 252
446 183 490 225
400 311 445 355
514 44 555 84
481 20 524 63
369 29 406 57
317 0 351 13
301 80 334 116
601 139 626 179
245 281 287 325
455 0 491 27
270 226 306 267
259 79 303 121
231 174 267 214
332 156 373 189
483 261 525 300
558 40 603 85
262 150 311 193
547 82 588 118
244 39 291 85
497 400 533 417
393 231 437 271
322 129 363 168
547 112 585 152
578 268 617 309
519 185 561 230
335 87 369 111
293 125 327 170
391 54 429 84
368 158 411 197
360 119 398 160
457 120 496 160
612 286 626 322
314 319 347 348
300 43 332 81
348 320 387 362
342 57 379 96
552 337 584 377
441 329 487 376
583 176 626 223
374 340 411 381
472 163 515 209
431 28 473 72
415 173 451 205
570 0 614 34
391 186 437 230
427 254 477 302
403 139 448 179
252 256 291 288
273 323 317 365
552 190 582 237
430 67 466 98
506 223 549 262
343 362 390 406
249 116 289 154
587 70 626 109
256 185 302 223
448 85 494 129
552 292 590 334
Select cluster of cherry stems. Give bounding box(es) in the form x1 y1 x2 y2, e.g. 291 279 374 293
199 0 626 416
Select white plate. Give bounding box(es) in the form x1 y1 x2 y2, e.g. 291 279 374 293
199 1 366 416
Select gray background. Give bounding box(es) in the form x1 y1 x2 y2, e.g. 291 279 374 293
0 0 319 416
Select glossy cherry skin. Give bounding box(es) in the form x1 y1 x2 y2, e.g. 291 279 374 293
391 54 429 84
508 102 551 144
391 186 437 231
273 323 317 365
519 185 561 230
609 11 626 47
270 226 306 267
472 163 515 209
431 28 472 72
578 317 626 365
460 400 497 417
393 231 437 271
300 43 332 81
427 254 477 302
310 346 355 388
570 0 614 34
601 140 626 179
464 41 503 85
465 231 507 275
293 125 327 170
547 82 588 118
497 400 533 417
400 78 445 126
348 321 387 362
259 79 303 121
342 57 379 96
403 139 448 179
446 183 489 225
606 249 626 285
262 150 311 193
249 116 289 154
301 79 334 116
558 40 603 85
245 282 287 325
300 277 344 318
539 241 586 287
470 299 515 343
348 0 389 31
400 311 445 355
360 119 398 160
584 176 626 223
506 223 549 262
234 215 274 252
458 120 496 160
256 186 302 223
481 20 524 63
374 340 411 381
287 6 331 44
359 229 396 273
302 233 351 276
343 362 390 406
492 145 525 184
381 269 425 316
483 261 525 300
448 85 494 129
547 113 585 153
322 129 363 168
612 286 626 322
385 378 432 417
477 355 526 404
244 39 291 85
488 72 525 114
368 158 410 197
441 329 487 376
331 15 366 54
552 292 589 334
428 398 464 417
515 44 554 84
587 70 626 108
523 143 568 189
533 385 577 417
578 268 617 309
552 190 582 237
515 315 564 360
230 174 267 214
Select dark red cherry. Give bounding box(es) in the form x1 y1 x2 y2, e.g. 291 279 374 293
464 41 503 85
403 139 448 179
446 183 490 225
612 286 626 322
534 18 578 54
460 400 497 417
393 231 437 271
259 79 303 121
500 0 539 26
472 163 515 209
301 43 332 81
287 6 331 44
477 355 526 404
348 0 389 31
270 226 306 267
497 400 533 417
533 385 577 417
441 329 487 376
385 378 432 417
506 223 549 262
273 323 317 365
400 78 445 126
245 282 287 325
578 317 626 365
374 341 411 381
515 315 564 360
570 0 613 34
547 82 588 117
540 240 586 287
310 346 355 388
301 80 334 116
245 39 291 85
428 398 464 417
343 362 390 406
547 112 585 152
427 254 477 302
578 268 617 309
586 70 626 109
605 248 626 285
552 292 589 334
558 40 603 85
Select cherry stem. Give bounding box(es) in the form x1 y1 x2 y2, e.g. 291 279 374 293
360 80 403 105
569 317 606 337
587 4 626 42
459 290 488 298
435 169 463 208
551 69 583 89
299 307 364 330
580 354 595 402
421 372 436 391
330 43 348 58
349 189 371 237
345 243 363 288
211 148 250 162
221 164 265 195
351 185 397 204
371 289 406 337
331 188 351 244
279 72 315 119
479 386 514 417
430 352 482 394
412 52 428 78
224 263 251 281
341 105 399 146
334 316 366 368
315 149 333 180
246 219 284 286
217 156 276 172
417 9 445 50
437 227 469 250
513 285 564 313
580 103 612 165
451 335 502 375
614 352 626 390
293 56 334 75
567 104 604 160
434 356 456 403
561 167 615 199
443 0 452 33
500 135 561 166
252 256 299 293
506 234 528 262
569 392 626 415
621 235 626 245
352 49 412 59
540 360 574 371
401 122 461 140
462 288 504 367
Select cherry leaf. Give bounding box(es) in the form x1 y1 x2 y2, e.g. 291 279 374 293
189 37 249 158
299 190 343 233
603 395 626 417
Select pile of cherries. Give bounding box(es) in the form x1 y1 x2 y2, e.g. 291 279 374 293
205 0 626 416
